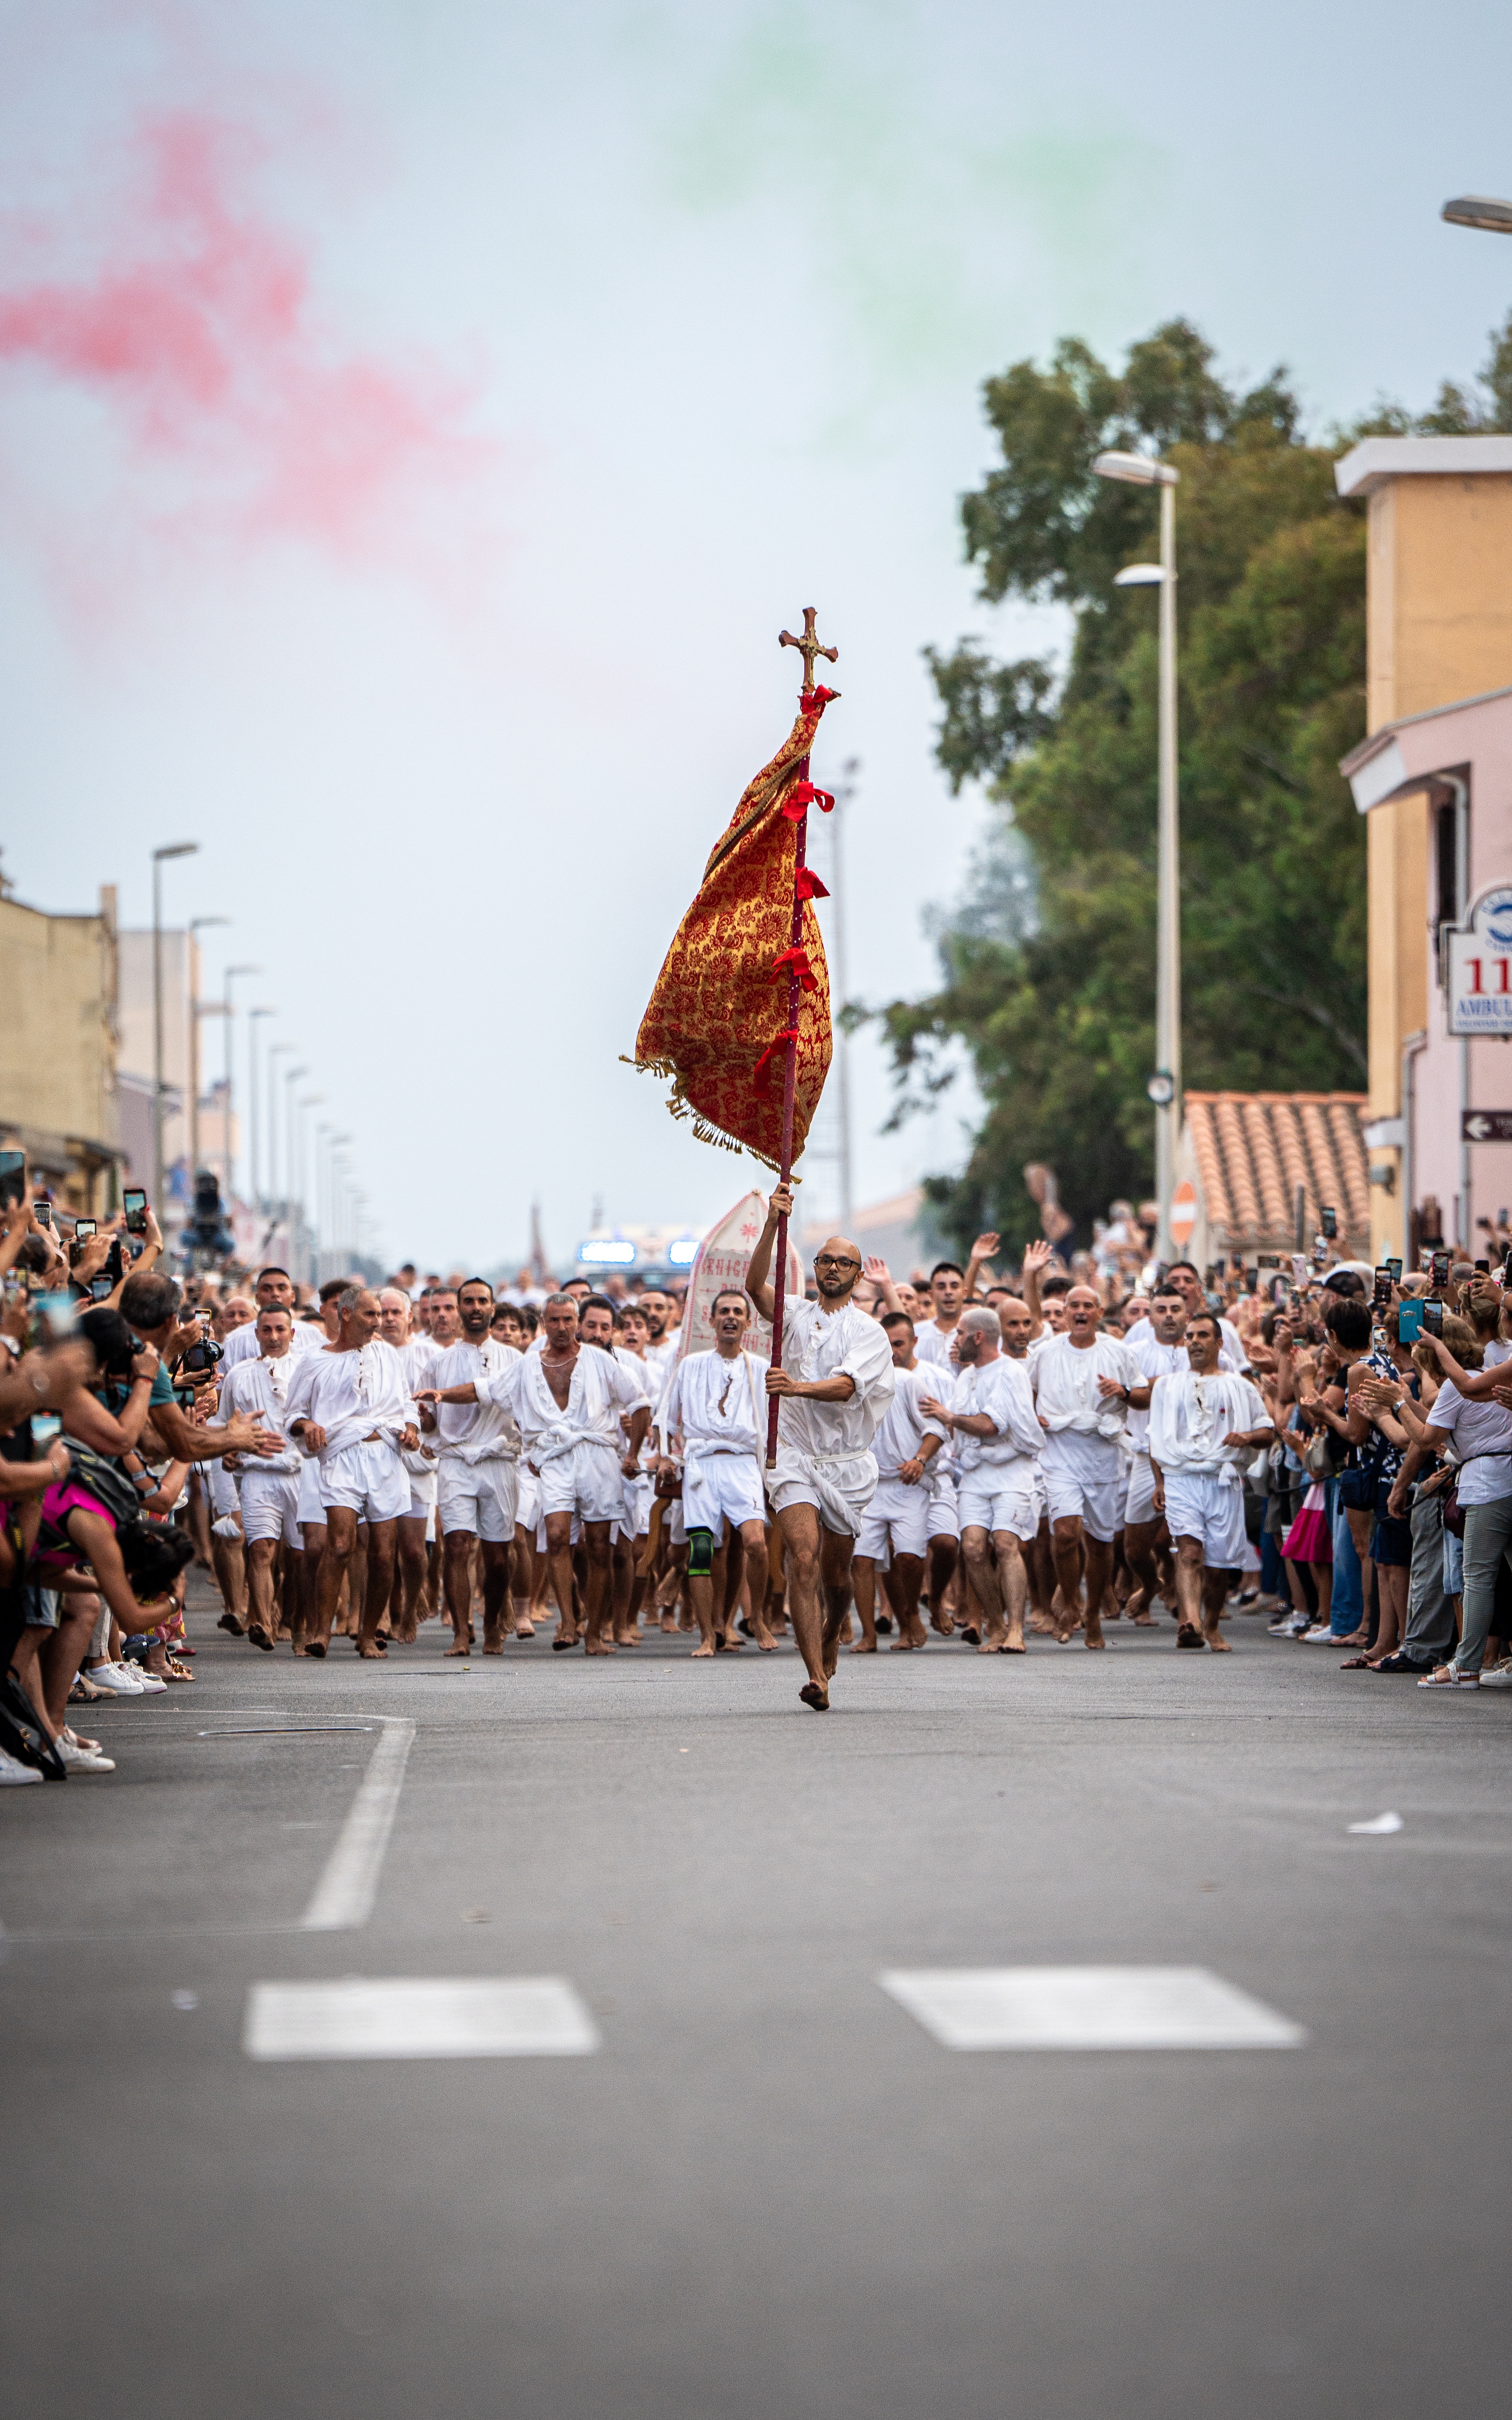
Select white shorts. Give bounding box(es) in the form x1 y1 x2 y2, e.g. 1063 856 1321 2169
516 1462 539 1536
1125 1457 1160 1529
619 1469 655 1544
297 1454 326 1529
682 1450 765 1540
205 1460 239 1519
404 1462 438 1522
239 1469 302 1547
438 1456 518 1544
318 1439 409 1523
926 1467 960 1541
1163 1472 1247 1570
768 1444 877 1538
1041 1432 1124 1545
957 1465 1041 1543
857 1473 932 1561
535 1443 626 1527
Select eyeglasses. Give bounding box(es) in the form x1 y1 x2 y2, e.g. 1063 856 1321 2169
814 1254 860 1272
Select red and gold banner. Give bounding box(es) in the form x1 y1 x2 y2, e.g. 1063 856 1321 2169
629 691 835 1169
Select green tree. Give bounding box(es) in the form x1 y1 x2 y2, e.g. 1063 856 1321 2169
876 316 1381 1253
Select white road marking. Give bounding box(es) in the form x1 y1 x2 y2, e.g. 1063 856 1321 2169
879 1966 1306 2050
243 1977 599 2061
1348 1811 1403 1835
299 1717 416 1932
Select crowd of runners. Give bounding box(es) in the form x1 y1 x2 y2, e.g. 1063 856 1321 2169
5 1172 1512 1779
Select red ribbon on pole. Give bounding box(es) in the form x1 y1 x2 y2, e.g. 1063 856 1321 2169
771 945 817 993
753 1026 799 1085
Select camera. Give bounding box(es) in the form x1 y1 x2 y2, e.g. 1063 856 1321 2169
1321 1206 1338 1240
1423 1300 1444 1337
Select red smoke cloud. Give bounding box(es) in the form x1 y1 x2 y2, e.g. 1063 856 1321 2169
0 110 491 572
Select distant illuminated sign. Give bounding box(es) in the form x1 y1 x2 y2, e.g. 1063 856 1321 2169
577 1237 636 1268
667 1237 699 1266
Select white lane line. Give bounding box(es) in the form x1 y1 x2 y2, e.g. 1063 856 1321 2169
879 1966 1306 2050
243 1977 600 2061
299 1716 415 1932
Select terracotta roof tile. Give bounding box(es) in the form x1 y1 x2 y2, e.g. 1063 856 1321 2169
1184 1092 1371 1254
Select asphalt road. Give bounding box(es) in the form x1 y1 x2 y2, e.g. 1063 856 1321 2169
5 1580 1509 2420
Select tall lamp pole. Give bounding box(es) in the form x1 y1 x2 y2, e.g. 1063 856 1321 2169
187 915 228 1189
151 843 198 1219
221 965 259 1200
268 1043 293 1209
248 1008 276 1208
1094 448 1181 1258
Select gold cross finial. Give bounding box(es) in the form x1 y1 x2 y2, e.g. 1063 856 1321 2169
779 606 838 694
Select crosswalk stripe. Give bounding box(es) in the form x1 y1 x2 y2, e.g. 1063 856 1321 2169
243 1977 600 2060
878 1966 1306 2049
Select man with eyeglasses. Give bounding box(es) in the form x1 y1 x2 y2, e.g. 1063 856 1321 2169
746 1185 895 1713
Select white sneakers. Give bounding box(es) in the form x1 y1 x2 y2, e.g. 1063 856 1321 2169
56 1730 115 1773
85 1661 167 1697
0 1743 42 1786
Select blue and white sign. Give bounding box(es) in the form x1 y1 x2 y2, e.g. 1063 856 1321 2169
1449 887 1512 1035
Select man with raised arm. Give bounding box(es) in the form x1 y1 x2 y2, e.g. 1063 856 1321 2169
658 1287 771 1657
746 1183 895 1713
1030 1283 1143 1649
921 1304 1045 1654
419 1292 649 1657
283 1286 418 1661
1148 1311 1275 1652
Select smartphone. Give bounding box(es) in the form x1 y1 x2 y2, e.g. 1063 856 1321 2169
1311 1235 1327 1268
89 1277 113 1302
1387 1258 1402 1285
1291 1254 1309 1286
1431 1250 1450 1290
1258 1255 1279 1271
0 1150 25 1211
73 1217 96 1243
123 1187 147 1235
32 1197 52 1231
1245 1266 1259 1295
1373 1267 1393 1306
1397 1298 1424 1343
1424 1299 1444 1338
30 1411 61 1447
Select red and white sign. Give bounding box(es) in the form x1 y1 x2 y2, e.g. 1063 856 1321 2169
1449 887 1512 1035
1170 1179 1197 1249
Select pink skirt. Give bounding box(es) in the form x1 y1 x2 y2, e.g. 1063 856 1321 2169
1282 1481 1332 1565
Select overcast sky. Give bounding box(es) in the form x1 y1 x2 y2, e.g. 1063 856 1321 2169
3 0 1510 1272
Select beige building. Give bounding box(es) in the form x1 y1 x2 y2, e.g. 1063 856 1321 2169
0 879 124 1211
1333 435 1512 1258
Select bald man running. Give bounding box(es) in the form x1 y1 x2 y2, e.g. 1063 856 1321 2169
746 1183 895 1713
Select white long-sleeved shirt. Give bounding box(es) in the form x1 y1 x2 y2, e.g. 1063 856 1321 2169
283 1339 414 1462
773 1297 895 1463
1031 1332 1141 1440
431 1338 522 1464
871 1362 949 1480
661 1348 769 1458
207 1352 303 1473
475 1342 649 1468
1147 1370 1270 1478
1125 1332 1240 1454
948 1355 1045 1475
912 1318 958 1369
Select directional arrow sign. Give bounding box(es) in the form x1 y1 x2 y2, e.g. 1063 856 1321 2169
1462 1110 1512 1142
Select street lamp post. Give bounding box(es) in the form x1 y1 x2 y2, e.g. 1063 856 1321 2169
248 1009 276 1207
1094 448 1181 1258
221 965 259 1200
187 915 228 1191
268 1044 293 1208
151 843 198 1220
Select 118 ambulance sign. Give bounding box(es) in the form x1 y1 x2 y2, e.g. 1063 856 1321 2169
1448 887 1512 1035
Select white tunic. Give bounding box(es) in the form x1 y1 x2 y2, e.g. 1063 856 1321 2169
476 1343 648 1472
207 1353 303 1473
283 1339 414 1463
662 1348 769 1469
912 1318 958 1368
1032 1332 1141 1441
431 1339 522 1465
1147 1370 1270 1480
774 1297 896 1463
948 1356 1044 1476
871 1362 948 1480
219 1316 327 1372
